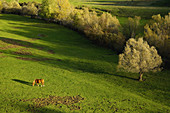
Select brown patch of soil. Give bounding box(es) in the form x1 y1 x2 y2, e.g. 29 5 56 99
16 57 62 62
14 51 32 56
16 57 35 61
0 45 20 50
24 38 41 41
31 38 41 41
38 34 47 37
20 95 84 111
0 47 8 50
12 27 22 29
1 38 33 48
48 50 55 54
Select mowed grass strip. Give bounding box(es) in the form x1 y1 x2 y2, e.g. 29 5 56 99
0 14 170 113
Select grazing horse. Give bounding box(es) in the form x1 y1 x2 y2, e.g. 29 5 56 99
32 79 45 87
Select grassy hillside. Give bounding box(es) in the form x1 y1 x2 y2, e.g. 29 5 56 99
0 14 170 113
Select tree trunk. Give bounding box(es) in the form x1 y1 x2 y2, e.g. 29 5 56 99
139 72 143 81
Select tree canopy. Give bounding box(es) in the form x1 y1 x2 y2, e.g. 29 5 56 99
118 38 162 81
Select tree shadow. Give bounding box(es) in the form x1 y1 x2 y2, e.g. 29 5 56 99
12 102 65 113
87 1 156 7
12 79 32 86
113 74 138 81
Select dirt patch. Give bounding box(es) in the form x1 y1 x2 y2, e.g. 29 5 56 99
48 50 55 54
1 38 33 48
24 38 41 41
16 57 62 62
38 34 47 37
0 45 20 50
16 57 35 61
14 51 32 56
20 95 84 111
31 38 41 41
12 27 22 29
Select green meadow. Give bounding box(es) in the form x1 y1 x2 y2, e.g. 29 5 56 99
0 14 170 112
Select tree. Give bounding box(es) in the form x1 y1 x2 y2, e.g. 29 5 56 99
144 13 170 59
123 16 141 40
22 2 38 18
117 38 162 81
49 0 73 21
2 0 21 14
0 1 2 13
39 0 50 19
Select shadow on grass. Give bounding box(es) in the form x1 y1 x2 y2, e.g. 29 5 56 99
0 14 118 75
113 74 138 81
87 1 155 7
13 103 64 113
12 79 32 86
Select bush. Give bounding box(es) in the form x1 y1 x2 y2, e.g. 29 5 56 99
39 0 73 23
2 0 21 14
0 1 3 13
144 13 170 59
49 0 73 22
118 38 162 81
74 8 125 52
39 0 50 19
22 2 38 18
123 16 141 40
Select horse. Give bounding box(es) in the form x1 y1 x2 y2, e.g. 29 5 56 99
32 79 45 87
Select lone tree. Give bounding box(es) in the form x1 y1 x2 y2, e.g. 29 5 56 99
117 38 162 81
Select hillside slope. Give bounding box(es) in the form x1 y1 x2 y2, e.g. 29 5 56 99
0 14 169 113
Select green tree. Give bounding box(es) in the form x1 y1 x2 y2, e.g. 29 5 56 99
118 38 162 81
144 13 170 58
49 0 73 21
124 16 141 39
39 0 50 18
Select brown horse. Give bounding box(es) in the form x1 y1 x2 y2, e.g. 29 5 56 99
32 79 45 87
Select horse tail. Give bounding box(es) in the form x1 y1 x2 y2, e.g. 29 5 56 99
32 80 35 86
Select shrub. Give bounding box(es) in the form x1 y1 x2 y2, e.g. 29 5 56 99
2 0 21 14
22 2 38 18
118 38 162 81
49 0 73 21
123 16 141 40
75 8 125 52
144 13 170 59
0 1 3 13
39 0 51 19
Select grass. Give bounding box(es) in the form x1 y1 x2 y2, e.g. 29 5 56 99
74 2 170 18
0 14 170 113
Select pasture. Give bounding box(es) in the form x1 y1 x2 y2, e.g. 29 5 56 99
0 14 170 113
72 0 170 19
